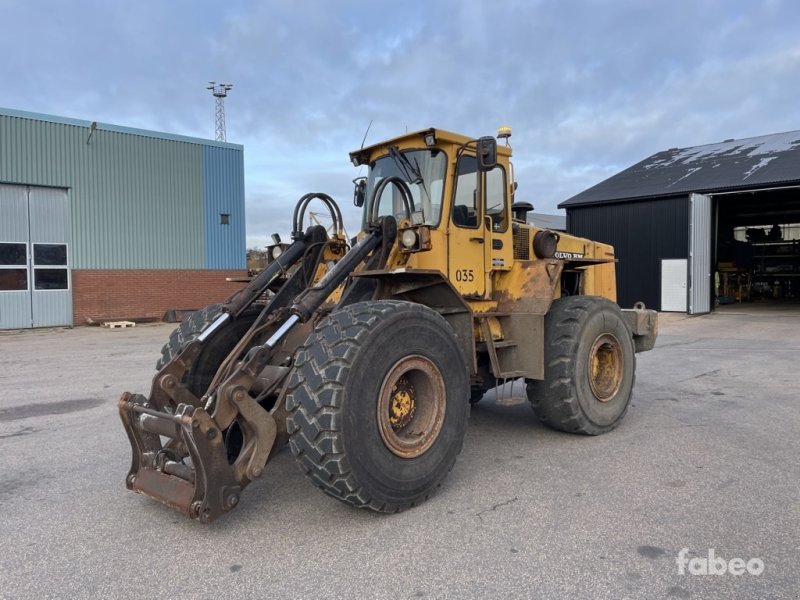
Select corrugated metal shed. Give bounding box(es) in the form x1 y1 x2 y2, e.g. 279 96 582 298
0 107 245 269
561 130 800 208
567 196 689 310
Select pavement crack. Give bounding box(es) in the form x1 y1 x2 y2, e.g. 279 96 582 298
655 340 697 349
476 496 519 521
0 426 38 439
677 368 722 383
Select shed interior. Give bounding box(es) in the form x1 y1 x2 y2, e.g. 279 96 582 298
715 187 800 311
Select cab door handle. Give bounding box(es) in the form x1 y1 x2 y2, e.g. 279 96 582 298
469 237 484 243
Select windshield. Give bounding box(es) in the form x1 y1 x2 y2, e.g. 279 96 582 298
364 148 446 226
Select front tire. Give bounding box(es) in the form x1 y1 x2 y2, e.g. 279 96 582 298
527 296 635 435
286 300 469 512
156 303 261 396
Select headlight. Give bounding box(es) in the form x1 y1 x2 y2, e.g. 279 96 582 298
401 229 418 249
271 245 283 260
533 230 559 259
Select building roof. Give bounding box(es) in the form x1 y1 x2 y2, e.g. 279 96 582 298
0 107 242 150
560 129 800 208
526 211 566 231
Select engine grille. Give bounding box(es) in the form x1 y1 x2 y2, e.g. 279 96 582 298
513 227 530 260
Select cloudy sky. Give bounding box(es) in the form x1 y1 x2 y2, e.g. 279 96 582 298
3 0 799 247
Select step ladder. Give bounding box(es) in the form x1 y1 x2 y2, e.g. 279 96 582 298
477 315 527 406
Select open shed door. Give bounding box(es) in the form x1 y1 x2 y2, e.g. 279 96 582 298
661 259 687 312
688 193 712 314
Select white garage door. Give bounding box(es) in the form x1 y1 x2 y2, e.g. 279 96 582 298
0 184 71 329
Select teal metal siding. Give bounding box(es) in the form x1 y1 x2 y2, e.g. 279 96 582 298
203 146 246 269
72 129 204 269
0 108 245 270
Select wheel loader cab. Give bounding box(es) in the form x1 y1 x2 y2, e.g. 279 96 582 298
352 128 515 300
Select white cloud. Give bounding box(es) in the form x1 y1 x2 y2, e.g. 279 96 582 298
1 0 799 246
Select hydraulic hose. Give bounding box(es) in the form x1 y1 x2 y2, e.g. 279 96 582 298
290 216 397 321
292 193 344 240
368 177 415 225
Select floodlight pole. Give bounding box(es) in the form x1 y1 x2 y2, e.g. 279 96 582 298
206 81 233 142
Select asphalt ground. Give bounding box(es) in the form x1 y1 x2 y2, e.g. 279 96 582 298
0 310 798 599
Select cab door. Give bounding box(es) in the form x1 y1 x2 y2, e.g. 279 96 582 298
448 154 488 298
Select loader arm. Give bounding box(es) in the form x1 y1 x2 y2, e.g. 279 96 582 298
118 197 397 522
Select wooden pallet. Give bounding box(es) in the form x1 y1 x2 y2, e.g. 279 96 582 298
102 321 136 329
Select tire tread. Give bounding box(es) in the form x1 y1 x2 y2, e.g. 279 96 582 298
286 300 466 513
527 296 635 435
155 304 224 370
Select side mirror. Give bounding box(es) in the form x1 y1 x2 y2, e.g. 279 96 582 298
477 136 497 172
353 177 367 207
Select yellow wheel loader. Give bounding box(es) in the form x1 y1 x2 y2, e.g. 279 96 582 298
118 128 657 522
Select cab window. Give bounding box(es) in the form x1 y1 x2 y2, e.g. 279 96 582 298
452 155 478 228
486 165 508 232
365 149 446 226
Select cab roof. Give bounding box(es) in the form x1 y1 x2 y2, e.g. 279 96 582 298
349 127 511 166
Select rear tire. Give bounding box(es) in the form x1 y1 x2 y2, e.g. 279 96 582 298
286 300 469 512
526 296 635 435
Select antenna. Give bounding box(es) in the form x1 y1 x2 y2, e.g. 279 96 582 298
206 81 234 142
360 119 373 149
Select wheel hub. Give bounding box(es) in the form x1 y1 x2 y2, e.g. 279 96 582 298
378 356 446 458
588 333 623 402
389 377 416 430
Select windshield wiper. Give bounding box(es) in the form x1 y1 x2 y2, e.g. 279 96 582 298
389 146 423 185
387 147 433 220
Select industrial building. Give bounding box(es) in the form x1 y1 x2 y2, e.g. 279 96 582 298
0 107 246 329
561 130 800 313
527 211 566 232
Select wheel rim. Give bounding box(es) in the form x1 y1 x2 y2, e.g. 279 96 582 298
587 333 624 402
377 355 446 458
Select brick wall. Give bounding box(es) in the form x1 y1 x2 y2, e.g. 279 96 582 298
72 269 247 325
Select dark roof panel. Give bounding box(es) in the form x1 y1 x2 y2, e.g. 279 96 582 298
560 130 800 208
